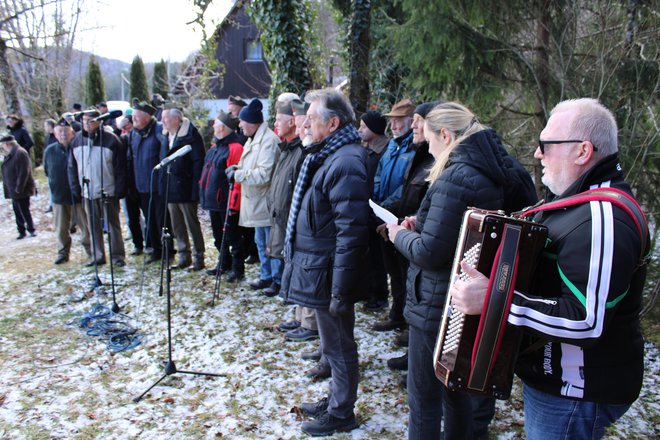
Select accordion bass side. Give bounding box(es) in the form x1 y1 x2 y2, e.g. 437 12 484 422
433 209 548 399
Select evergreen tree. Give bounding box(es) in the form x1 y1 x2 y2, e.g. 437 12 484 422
130 55 150 102
249 0 314 120
86 55 106 106
152 59 169 100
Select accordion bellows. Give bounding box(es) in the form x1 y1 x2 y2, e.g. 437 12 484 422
433 209 548 399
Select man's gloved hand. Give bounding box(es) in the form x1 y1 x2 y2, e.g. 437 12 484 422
225 165 238 183
329 295 352 317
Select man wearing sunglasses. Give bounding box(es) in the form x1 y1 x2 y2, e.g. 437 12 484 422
451 98 648 439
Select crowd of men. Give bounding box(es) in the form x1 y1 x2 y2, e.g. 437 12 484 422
0 90 648 439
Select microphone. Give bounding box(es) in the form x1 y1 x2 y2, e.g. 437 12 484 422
154 145 192 170
93 110 123 122
72 110 97 117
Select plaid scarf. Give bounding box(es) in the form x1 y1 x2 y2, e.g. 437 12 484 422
283 123 361 260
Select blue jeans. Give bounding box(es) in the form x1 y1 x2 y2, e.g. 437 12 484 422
254 226 282 283
523 384 631 440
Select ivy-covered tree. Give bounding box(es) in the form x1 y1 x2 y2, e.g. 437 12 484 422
86 55 106 106
331 0 407 112
152 59 169 100
249 0 313 118
130 55 150 102
347 0 371 118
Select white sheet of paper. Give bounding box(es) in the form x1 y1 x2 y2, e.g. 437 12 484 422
369 199 398 224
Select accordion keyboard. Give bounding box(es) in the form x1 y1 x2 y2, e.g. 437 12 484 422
442 243 481 355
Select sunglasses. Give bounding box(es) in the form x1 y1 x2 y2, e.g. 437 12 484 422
538 139 598 154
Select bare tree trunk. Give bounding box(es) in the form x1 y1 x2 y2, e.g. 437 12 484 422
348 0 371 120
533 0 551 197
0 36 22 115
624 0 638 53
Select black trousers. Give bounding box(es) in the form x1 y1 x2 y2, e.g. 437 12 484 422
124 193 144 250
368 227 389 302
381 241 407 322
209 210 245 275
12 198 35 234
138 192 167 255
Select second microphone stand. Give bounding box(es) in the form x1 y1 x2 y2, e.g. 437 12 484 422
133 158 223 403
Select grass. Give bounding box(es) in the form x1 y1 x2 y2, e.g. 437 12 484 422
0 185 657 439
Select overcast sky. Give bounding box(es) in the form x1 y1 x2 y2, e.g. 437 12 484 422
76 0 233 63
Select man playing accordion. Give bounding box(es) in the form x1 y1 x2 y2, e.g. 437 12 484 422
451 98 648 440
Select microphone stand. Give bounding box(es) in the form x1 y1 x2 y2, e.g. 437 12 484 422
82 132 103 292
102 189 120 313
210 181 233 307
133 161 223 403
99 121 120 313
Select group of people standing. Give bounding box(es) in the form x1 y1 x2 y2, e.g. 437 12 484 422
275 91 647 440
1 90 648 439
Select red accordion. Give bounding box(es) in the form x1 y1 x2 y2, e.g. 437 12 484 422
433 209 548 399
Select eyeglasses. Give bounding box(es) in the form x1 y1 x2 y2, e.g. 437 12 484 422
538 139 597 154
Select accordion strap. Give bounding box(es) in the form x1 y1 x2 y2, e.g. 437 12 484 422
514 188 649 264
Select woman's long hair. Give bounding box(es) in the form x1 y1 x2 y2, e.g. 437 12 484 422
425 102 487 182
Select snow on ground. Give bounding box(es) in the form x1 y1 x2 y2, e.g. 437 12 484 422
0 177 657 439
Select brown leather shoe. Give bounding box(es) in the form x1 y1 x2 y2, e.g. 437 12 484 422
306 362 331 381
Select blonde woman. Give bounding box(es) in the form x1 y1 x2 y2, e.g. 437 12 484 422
386 102 537 439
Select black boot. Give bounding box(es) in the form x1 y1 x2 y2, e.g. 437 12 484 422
387 351 408 371
300 397 328 418
301 411 358 437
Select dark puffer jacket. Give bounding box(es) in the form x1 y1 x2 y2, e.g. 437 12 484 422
8 120 34 151
393 129 537 332
130 118 164 194
199 132 244 213
43 142 78 205
394 141 434 219
2 144 35 199
280 143 371 309
266 136 305 259
158 118 205 203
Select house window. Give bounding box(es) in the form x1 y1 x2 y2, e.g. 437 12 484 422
245 39 263 62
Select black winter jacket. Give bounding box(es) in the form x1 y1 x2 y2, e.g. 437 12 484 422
199 132 244 212
393 129 537 332
43 142 79 205
512 153 646 404
2 145 35 199
130 118 164 194
266 137 306 259
394 141 434 219
280 143 371 309
121 133 139 199
158 119 205 204
8 121 34 151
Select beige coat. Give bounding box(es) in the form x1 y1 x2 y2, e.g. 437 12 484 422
234 122 280 227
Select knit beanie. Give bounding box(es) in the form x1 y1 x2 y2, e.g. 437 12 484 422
239 99 264 124
414 101 443 119
361 110 387 135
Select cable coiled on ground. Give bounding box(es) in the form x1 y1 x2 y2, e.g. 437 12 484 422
73 304 141 352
